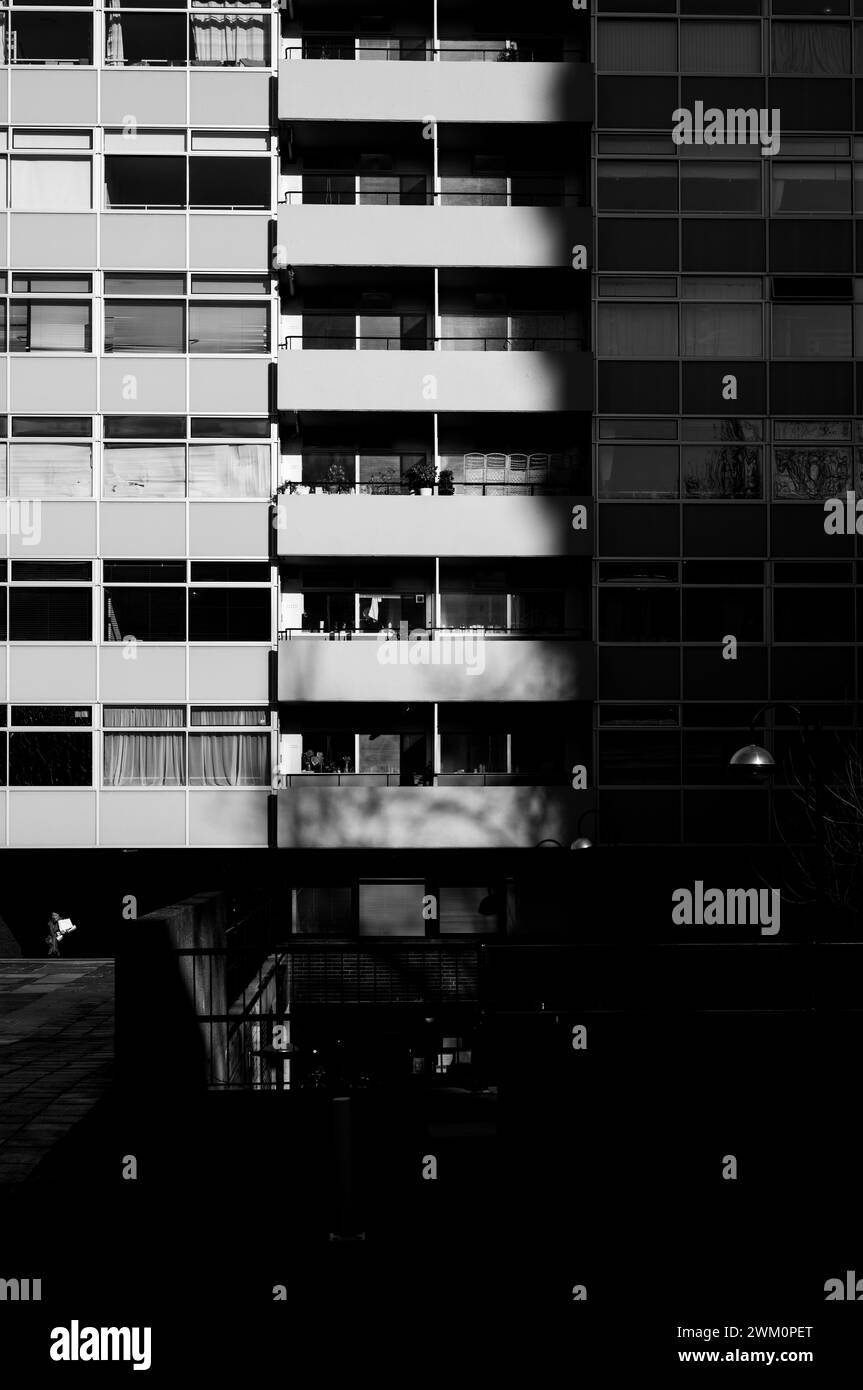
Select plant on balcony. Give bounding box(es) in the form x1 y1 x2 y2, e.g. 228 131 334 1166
404 459 438 494
324 462 352 494
437 469 455 495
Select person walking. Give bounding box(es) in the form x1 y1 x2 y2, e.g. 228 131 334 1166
45 912 63 958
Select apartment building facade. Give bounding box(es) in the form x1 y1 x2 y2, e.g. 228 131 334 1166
594 0 863 859
0 0 594 850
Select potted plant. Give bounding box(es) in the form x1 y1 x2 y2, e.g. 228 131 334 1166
324 461 351 494
404 459 438 495
438 468 455 496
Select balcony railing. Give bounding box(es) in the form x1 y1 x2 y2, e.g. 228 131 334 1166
273 772 571 788
281 451 581 496
277 626 583 641
282 38 585 62
279 175 583 208
280 333 585 352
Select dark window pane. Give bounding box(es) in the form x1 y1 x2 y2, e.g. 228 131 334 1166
102 562 186 583
188 588 271 641
768 78 851 129
9 588 91 640
682 220 765 271
598 77 679 129
598 732 680 784
11 706 91 726
599 589 680 641
683 505 767 556
772 22 851 73
772 220 852 272
598 362 679 413
190 562 270 582
682 363 767 414
598 218 678 271
11 417 91 438
11 561 91 581
683 589 763 640
191 418 270 438
104 416 186 439
598 160 677 211
104 587 186 641
774 589 854 641
771 363 854 413
598 647 680 700
599 502 680 556
10 733 92 786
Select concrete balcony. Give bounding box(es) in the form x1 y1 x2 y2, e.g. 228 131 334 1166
277 203 592 269
277 784 590 848
277 635 593 702
277 348 592 413
278 59 593 125
275 494 592 558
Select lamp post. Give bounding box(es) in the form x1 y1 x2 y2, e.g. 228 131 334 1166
729 701 826 911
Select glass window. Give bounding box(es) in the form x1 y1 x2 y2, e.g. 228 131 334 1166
10 13 92 65
104 301 185 353
188 443 270 497
681 278 763 299
774 446 852 497
10 734 92 786
599 444 679 498
10 158 91 210
772 22 851 73
188 588 271 641
189 10 270 67
774 162 851 212
680 21 761 73
599 278 677 297
682 445 762 497
103 444 186 498
682 303 762 356
358 881 425 937
190 275 269 295
103 733 186 787
104 707 185 727
190 708 269 726
104 156 186 209
8 444 92 497
105 275 186 296
188 303 269 353
188 156 270 208
11 417 90 437
104 415 186 439
9 589 91 640
104 11 187 66
12 131 91 150
188 733 269 786
9 301 91 352
597 303 679 356
597 161 678 211
104 587 186 641
681 162 762 212
596 20 676 70
774 304 852 355
11 706 91 726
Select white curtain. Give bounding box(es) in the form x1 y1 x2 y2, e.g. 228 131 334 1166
682 304 762 358
189 733 269 786
103 733 186 786
597 304 678 357
9 444 92 497
680 21 761 74
188 444 270 497
105 0 124 65
10 158 91 211
104 708 185 728
772 22 850 74
190 708 268 726
103 445 185 497
190 15 268 65
597 20 675 72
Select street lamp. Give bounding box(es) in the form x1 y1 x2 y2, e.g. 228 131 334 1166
571 808 599 850
729 701 826 908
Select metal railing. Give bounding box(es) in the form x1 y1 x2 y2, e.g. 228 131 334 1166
274 772 570 789
277 626 581 640
281 480 578 496
279 176 582 209
281 40 580 63
280 334 585 352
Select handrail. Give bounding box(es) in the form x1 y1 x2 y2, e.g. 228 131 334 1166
273 772 570 788
277 627 582 640
281 42 580 63
280 335 585 352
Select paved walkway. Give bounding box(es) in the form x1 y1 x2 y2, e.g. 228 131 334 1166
0 960 114 1183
